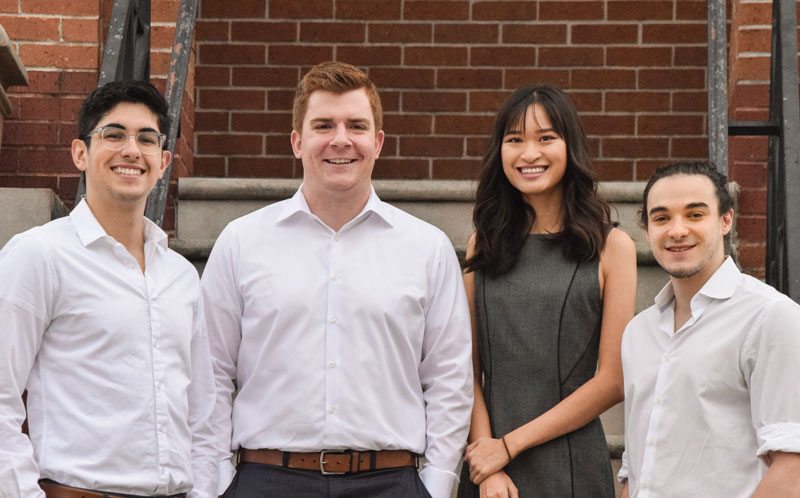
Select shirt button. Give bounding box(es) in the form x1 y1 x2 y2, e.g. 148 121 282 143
330 274 338 281
329 362 336 368
647 437 656 446
159 424 166 433
641 481 649 489
334 235 339 242
655 397 663 405
330 317 337 324
328 407 335 414
663 354 671 363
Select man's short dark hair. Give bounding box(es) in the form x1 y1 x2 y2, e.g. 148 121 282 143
640 161 733 227
77 80 169 148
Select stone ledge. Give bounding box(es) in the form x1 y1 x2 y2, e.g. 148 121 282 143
0 24 28 91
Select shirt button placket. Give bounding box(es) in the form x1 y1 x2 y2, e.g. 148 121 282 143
324 232 342 433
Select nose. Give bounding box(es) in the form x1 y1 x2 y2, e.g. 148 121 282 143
120 134 142 157
520 140 542 162
330 123 352 147
667 216 689 239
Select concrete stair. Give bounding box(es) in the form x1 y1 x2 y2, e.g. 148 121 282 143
0 188 68 248
172 177 668 496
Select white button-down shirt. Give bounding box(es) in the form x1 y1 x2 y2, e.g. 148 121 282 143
202 186 473 498
620 257 800 497
0 200 217 498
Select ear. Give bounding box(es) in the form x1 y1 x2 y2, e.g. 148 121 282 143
72 138 89 172
720 208 734 236
374 130 385 158
158 150 172 180
290 130 302 159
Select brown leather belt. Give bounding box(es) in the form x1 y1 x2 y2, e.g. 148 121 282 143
39 480 187 498
239 448 419 475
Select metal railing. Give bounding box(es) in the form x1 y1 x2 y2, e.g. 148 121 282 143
707 0 800 301
75 0 199 228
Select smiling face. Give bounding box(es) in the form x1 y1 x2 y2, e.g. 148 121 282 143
645 174 733 286
72 102 170 212
501 104 568 204
291 88 384 205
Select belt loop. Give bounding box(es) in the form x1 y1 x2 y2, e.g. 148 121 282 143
282 451 290 467
369 450 377 471
355 450 361 472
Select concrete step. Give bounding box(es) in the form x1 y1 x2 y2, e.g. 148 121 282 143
0 188 68 248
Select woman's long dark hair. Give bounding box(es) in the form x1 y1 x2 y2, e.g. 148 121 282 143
465 84 612 277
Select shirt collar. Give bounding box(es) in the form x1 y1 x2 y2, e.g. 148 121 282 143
276 184 395 228
70 199 168 249
653 256 739 311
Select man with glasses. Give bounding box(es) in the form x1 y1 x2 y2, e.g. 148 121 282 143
0 80 217 497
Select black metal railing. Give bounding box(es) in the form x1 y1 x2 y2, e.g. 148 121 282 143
707 0 800 302
75 0 198 228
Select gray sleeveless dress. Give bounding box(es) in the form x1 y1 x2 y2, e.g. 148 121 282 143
457 234 614 498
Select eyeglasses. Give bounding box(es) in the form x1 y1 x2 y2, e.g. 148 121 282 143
85 126 166 155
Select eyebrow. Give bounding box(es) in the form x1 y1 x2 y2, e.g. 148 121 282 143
102 123 159 133
309 117 371 125
649 202 711 217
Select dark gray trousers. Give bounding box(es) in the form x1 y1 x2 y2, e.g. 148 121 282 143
221 463 433 498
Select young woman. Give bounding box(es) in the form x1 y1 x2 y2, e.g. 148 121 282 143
457 84 637 498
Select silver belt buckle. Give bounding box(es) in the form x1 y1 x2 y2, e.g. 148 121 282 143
320 450 347 475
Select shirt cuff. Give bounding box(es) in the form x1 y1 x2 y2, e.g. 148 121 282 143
216 457 237 496
419 464 459 498
617 450 629 483
756 422 800 457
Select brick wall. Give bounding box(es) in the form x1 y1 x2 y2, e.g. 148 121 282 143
0 0 193 230
194 0 714 183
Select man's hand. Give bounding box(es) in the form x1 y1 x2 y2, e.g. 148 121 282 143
479 471 518 498
466 437 512 485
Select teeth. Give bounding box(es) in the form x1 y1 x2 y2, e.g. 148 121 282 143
669 247 691 252
113 167 142 175
521 167 545 174
327 159 354 164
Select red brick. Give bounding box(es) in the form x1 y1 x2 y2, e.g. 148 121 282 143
607 47 672 67
435 23 498 44
373 158 430 179
737 241 765 270
729 160 767 187
59 71 97 93
2 122 58 145
734 28 771 54
0 174 58 189
581 114 635 136
539 1 604 20
228 157 294 177
571 69 635 89
404 1 469 20
432 158 480 179
56 122 77 145
196 66 231 87
502 24 566 44
267 90 295 111
16 71 58 93
149 52 173 77
638 114 705 135
58 98 83 122
371 67 435 88
368 23 431 43
605 92 671 112
199 89 265 110
265 134 294 155
0 148 17 173
437 68 502 89
676 1 708 21
504 69 569 89
635 160 666 181
383 113 432 135
402 91 466 112
643 23 707 44
608 1 674 20
337 46 401 66
672 91 707 112
675 46 707 66
670 137 708 158
603 138 669 158
594 160 634 181
731 137 769 164
19 44 98 69
63 18 100 43
736 188 767 215
203 0 267 18
19 148 74 173
197 134 263 155
406 46 467 66
0 16 59 41
196 21 229 41
470 91 513 112
380 91 400 112
300 22 364 42
268 44 333 65
0 0 17 13
150 25 175 49
195 111 229 131
17 96 60 120
732 56 770 81
467 136 489 156
572 24 638 44
232 21 297 42
736 215 766 240
400 136 463 157
231 112 292 133
471 46 536 67
151 0 180 22
232 67 299 87
735 2 772 25
539 47 603 67
435 114 494 135
472 1 537 20
194 156 226 176
337 0 401 20
199 44 265 65
21 0 98 15
381 136 398 155
639 69 705 89
731 83 769 108
566 92 603 112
